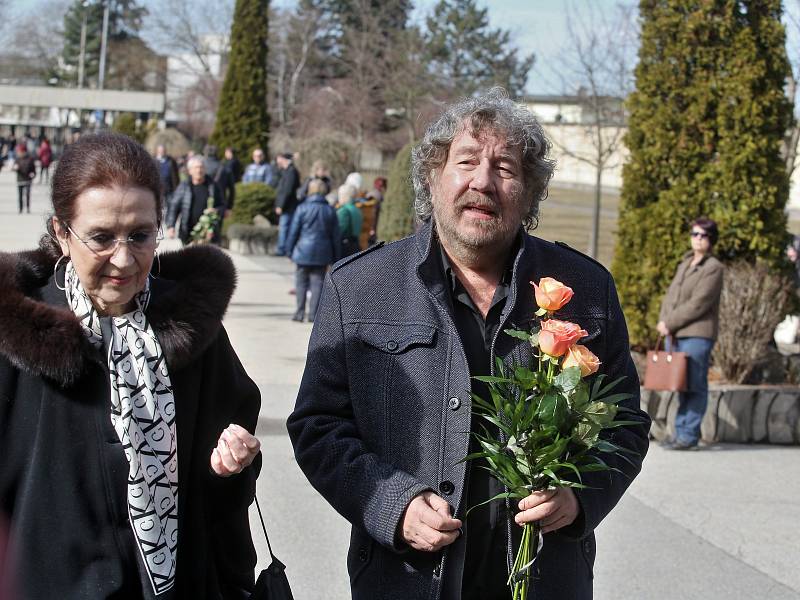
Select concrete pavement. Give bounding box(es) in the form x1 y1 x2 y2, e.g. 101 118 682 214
1 169 798 599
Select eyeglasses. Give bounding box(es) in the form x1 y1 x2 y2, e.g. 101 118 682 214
67 225 163 255
690 231 709 239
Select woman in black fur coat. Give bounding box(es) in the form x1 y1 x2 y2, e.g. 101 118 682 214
0 133 262 599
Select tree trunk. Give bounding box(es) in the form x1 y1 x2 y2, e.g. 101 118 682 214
588 166 602 258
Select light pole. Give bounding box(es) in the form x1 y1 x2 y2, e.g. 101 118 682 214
98 1 109 90
77 2 88 88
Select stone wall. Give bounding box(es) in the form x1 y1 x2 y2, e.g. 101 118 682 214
641 385 800 444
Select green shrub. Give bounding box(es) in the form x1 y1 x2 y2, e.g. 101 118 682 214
377 142 416 241
229 182 277 226
613 0 792 348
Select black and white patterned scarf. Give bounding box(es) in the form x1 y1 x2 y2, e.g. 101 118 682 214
65 262 179 596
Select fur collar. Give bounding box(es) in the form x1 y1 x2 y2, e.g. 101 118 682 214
0 245 236 387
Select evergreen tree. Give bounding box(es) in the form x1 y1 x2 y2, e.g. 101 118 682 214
377 142 416 241
425 0 534 97
612 0 792 347
210 0 270 157
60 0 147 87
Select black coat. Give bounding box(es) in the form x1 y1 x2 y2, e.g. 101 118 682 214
274 163 301 213
286 194 341 267
287 221 650 600
166 176 225 244
0 246 261 600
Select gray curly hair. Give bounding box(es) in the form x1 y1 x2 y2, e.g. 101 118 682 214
411 87 555 228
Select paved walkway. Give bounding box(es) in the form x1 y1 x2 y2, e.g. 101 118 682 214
1 170 798 599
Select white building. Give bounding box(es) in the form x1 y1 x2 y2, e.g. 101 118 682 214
524 95 800 211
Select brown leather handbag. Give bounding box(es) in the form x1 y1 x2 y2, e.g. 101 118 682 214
643 336 688 391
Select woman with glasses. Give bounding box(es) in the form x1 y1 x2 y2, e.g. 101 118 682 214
0 133 262 599
656 217 724 450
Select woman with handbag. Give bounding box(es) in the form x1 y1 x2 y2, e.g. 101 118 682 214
0 132 263 599
656 217 724 450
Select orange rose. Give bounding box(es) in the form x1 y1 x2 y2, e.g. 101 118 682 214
531 277 574 312
562 344 601 376
538 319 588 357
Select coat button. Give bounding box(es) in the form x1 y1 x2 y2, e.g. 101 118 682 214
439 480 455 496
433 563 441 577
358 546 368 562
583 539 592 553
386 340 399 352
448 397 461 410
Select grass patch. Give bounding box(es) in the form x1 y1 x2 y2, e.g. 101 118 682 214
533 185 619 268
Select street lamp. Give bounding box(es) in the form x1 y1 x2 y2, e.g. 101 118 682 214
77 0 90 88
98 1 109 90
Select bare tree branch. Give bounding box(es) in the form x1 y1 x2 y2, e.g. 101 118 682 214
142 0 233 78
548 0 638 257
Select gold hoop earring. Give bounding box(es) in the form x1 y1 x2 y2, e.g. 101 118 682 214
54 255 69 291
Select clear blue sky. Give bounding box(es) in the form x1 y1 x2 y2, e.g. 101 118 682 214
272 0 637 95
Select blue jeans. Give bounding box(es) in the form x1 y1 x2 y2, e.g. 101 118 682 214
276 210 294 256
667 337 715 445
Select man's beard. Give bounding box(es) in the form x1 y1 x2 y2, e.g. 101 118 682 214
433 190 525 254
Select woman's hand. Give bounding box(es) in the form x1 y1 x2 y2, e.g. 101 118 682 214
656 321 670 336
210 424 261 477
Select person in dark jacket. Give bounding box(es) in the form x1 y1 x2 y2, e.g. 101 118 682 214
286 178 341 322
12 145 36 214
274 152 301 256
657 217 724 450
154 144 180 206
166 156 225 245
216 148 237 213
0 132 262 600
297 159 333 203
287 88 650 600
223 146 243 182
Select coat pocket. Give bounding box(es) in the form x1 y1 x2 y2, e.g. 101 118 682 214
357 322 437 354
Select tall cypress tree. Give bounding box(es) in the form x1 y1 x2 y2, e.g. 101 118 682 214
210 0 270 156
377 142 416 241
612 0 792 347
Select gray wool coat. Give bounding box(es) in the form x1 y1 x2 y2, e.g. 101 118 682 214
287 221 650 600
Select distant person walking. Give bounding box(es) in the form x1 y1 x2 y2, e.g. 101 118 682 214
286 178 340 322
242 148 278 186
297 160 332 202
12 145 36 214
154 144 180 208
37 137 52 184
166 156 225 245
336 184 363 257
657 217 724 450
223 146 243 182
274 152 301 257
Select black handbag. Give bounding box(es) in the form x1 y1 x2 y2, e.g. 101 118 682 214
249 497 294 600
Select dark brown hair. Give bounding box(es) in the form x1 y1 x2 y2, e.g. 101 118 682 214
42 132 163 257
691 217 719 246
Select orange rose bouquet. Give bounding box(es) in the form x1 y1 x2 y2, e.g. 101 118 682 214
464 277 637 600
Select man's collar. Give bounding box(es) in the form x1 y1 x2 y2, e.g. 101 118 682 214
437 235 516 293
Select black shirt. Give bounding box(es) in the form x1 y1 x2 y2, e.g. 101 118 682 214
189 182 210 233
438 243 514 600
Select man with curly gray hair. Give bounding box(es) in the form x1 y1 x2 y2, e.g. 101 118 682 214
289 88 650 600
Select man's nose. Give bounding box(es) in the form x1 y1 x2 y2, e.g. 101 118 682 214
469 160 494 194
